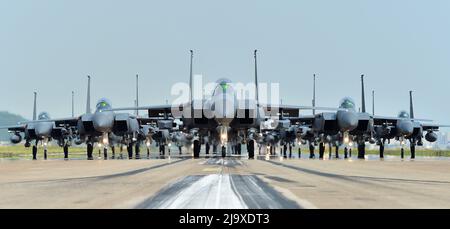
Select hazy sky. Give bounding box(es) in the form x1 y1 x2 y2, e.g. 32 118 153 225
1 0 449 127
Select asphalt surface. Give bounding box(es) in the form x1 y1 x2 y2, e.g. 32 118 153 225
1 156 450 209
138 158 299 209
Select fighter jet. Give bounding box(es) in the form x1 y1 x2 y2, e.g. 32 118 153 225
72 75 144 160
105 50 336 159
372 90 446 159
0 92 77 160
291 75 373 160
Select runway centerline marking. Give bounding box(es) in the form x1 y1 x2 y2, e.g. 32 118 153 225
136 158 301 209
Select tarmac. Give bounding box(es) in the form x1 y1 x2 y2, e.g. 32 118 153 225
1 154 450 209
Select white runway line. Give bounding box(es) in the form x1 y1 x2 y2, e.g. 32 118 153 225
138 158 301 209
157 174 247 209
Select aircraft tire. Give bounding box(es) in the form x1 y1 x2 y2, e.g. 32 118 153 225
87 143 94 160
205 143 210 155
111 146 116 159
103 148 108 160
247 140 255 159
309 144 315 159
63 145 69 160
127 143 133 159
135 142 141 160
237 143 242 155
221 146 226 158
193 140 201 158
358 142 366 159
318 143 325 159
32 145 37 160
379 144 384 159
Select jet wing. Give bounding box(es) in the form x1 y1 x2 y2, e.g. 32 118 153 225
104 105 184 118
372 115 399 126
105 105 174 112
0 124 26 132
262 104 345 119
262 104 345 112
422 123 450 131
372 115 433 126
19 117 79 127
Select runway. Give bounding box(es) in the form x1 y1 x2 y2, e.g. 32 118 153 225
138 158 299 209
1 157 450 209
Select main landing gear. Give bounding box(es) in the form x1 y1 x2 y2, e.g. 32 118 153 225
87 143 94 160
193 140 201 158
32 144 37 160
63 145 69 160
309 144 315 159
247 140 255 159
344 147 352 159
357 142 366 159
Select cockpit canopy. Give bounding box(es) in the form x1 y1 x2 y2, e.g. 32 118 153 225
398 111 410 119
95 98 112 112
37 112 50 120
212 78 234 96
339 97 356 110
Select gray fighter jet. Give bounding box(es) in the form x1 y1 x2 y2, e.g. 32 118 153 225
372 90 446 159
0 92 77 160
292 75 373 160
72 75 144 160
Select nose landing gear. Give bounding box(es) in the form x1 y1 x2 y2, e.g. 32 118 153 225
221 145 226 158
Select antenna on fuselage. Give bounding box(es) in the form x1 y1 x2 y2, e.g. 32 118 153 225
312 74 316 115
409 91 415 119
372 90 375 116
33 92 37 121
72 91 75 117
189 50 194 118
86 75 91 114
361 74 366 113
136 74 139 116
254 50 259 106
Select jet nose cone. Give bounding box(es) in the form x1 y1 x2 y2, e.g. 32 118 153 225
93 112 114 133
212 97 235 126
213 100 235 117
35 122 53 138
338 111 359 132
398 120 414 136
